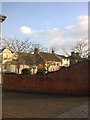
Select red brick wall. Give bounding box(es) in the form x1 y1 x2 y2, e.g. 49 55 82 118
3 60 89 95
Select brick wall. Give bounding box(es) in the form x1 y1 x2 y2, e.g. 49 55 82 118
3 60 89 95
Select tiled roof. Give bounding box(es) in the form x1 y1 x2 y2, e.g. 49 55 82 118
7 53 36 65
56 54 69 60
39 52 61 62
6 51 62 65
20 53 35 65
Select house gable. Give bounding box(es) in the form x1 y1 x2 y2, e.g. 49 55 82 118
56 54 70 67
0 48 14 64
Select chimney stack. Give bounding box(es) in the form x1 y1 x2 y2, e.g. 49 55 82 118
76 52 80 56
34 48 39 54
52 49 54 54
71 51 76 57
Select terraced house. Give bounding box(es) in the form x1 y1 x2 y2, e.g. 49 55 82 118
34 48 62 72
0 48 70 74
0 48 14 72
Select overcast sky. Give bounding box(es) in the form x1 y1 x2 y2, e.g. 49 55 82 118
2 2 88 54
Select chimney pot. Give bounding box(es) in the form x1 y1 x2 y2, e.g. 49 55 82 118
34 48 39 54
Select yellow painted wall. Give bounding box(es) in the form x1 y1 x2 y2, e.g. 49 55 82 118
6 64 37 75
45 61 61 72
0 48 14 64
62 58 70 67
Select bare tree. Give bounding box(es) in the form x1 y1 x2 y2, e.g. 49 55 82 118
0 35 6 49
63 38 89 59
48 46 59 53
3 37 47 73
30 42 48 53
3 37 33 73
4 37 32 53
71 38 89 58
62 48 70 57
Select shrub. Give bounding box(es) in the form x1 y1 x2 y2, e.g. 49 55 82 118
60 66 66 69
21 68 30 75
5 72 16 74
37 71 47 75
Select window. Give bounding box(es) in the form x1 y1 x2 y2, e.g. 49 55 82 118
57 63 59 66
3 64 7 69
53 63 56 66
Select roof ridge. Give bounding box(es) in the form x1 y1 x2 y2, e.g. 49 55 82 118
39 52 61 62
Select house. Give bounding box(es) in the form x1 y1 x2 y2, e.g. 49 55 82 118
0 48 14 73
0 48 14 64
2 48 71 74
5 53 38 75
0 48 38 74
5 48 62 74
34 48 62 72
68 51 83 65
56 54 70 67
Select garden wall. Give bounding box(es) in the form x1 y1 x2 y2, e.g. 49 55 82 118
3 60 89 95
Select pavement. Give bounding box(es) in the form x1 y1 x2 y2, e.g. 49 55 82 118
2 91 89 118
57 102 88 118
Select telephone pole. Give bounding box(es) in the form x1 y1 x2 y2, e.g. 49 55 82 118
0 14 6 84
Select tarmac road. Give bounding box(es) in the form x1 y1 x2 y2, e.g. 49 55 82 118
2 91 88 118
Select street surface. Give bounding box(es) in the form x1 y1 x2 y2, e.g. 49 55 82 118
2 91 88 118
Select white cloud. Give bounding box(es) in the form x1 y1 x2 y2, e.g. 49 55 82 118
20 26 32 34
19 15 88 54
32 28 65 47
19 26 65 47
65 15 88 38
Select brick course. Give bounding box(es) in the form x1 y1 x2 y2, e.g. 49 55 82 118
3 60 89 95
